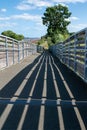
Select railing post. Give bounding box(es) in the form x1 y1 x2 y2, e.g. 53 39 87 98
68 39 70 67
84 29 87 82
22 42 24 59
74 34 77 72
27 42 29 56
5 37 8 66
12 40 15 64
26 42 27 56
18 42 20 63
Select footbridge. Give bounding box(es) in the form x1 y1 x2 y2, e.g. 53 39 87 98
0 28 87 130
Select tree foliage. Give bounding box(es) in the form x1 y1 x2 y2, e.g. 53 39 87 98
1 30 24 41
42 4 71 44
37 37 49 49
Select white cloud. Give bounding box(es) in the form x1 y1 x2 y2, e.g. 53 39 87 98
0 13 42 22
16 3 35 10
65 16 79 22
0 17 10 20
34 0 52 7
16 0 87 11
69 16 79 21
0 8 7 12
11 13 41 21
16 0 52 10
68 23 87 32
0 22 17 28
52 0 87 3
57 3 69 7
25 0 52 7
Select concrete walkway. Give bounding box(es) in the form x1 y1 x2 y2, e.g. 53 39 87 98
0 51 87 130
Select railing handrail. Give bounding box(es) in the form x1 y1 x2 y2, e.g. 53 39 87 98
0 34 19 42
0 35 37 69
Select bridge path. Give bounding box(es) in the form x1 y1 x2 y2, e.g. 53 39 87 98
0 51 87 130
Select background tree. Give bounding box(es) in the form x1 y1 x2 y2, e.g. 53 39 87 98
42 4 71 44
1 30 24 41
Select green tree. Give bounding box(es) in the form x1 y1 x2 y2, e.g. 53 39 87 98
42 4 71 44
1 30 24 41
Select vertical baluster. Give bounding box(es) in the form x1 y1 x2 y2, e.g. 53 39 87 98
84 28 87 82
18 42 20 63
12 39 14 64
5 37 8 66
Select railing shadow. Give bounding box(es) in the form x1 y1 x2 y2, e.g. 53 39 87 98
0 51 87 130
0 54 42 98
0 54 42 115
52 55 87 101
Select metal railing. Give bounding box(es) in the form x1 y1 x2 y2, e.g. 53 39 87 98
0 35 37 69
50 28 87 83
37 45 44 53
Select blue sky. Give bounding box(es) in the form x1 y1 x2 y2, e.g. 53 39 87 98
0 0 87 38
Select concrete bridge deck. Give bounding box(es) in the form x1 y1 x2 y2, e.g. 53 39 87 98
0 51 87 130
